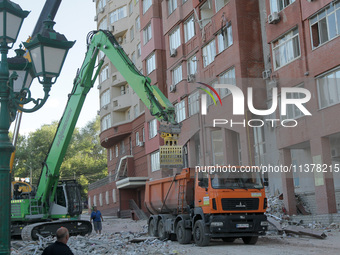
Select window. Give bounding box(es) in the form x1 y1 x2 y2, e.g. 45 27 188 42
253 126 266 165
219 67 235 98
175 100 186 122
184 16 195 42
105 191 109 205
272 28 300 70
270 0 295 13
143 23 152 44
131 51 136 65
172 64 182 85
112 189 117 203
217 24 233 53
101 114 111 131
200 0 213 27
187 55 197 75
136 132 140 146
310 2 340 49
282 84 306 119
212 129 224 165
207 80 218 106
143 0 152 14
168 0 177 15
130 26 134 41
100 65 109 83
134 104 138 118
135 16 140 32
109 148 112 160
151 150 160 172
202 40 216 67
149 119 158 139
146 52 156 74
98 0 107 9
93 195 97 206
115 145 118 157
169 27 181 50
317 67 340 109
142 127 145 142
215 0 229 12
121 85 127 95
99 193 103 206
121 140 125 154
137 43 141 58
100 89 110 108
127 109 131 120
188 91 200 116
99 18 108 30
110 6 127 23
129 1 133 15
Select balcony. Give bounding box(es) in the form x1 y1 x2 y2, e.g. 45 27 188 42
100 121 132 148
112 93 132 112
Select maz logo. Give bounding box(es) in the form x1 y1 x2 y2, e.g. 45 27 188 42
199 83 312 117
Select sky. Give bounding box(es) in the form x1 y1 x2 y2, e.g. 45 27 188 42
9 0 98 135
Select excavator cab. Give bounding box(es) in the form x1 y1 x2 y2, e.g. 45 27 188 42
51 180 82 218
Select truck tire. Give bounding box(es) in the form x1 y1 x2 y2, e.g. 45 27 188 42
148 218 158 237
193 220 210 246
158 219 169 240
242 236 258 245
176 220 191 244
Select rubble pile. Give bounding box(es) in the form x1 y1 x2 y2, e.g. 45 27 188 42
266 195 286 219
11 232 187 255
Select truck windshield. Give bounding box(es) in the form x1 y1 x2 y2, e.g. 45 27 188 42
210 171 263 189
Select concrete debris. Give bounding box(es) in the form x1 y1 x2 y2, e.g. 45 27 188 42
11 231 187 255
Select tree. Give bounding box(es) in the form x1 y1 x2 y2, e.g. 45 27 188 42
12 116 107 200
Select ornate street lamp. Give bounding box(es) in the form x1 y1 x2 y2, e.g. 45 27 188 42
0 1 74 254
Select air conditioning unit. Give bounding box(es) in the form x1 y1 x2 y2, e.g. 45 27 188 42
97 84 101 89
262 69 272 80
169 84 176 93
110 25 115 32
97 110 100 115
307 0 315 2
118 37 123 44
138 141 144 147
268 12 280 24
99 7 105 13
170 48 177 57
94 15 98 21
103 105 108 110
187 74 196 83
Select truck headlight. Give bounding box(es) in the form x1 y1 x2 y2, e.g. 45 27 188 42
211 222 223 227
261 221 269 226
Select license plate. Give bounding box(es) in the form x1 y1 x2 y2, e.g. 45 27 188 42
236 224 249 228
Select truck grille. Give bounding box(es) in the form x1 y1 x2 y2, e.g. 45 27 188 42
221 198 259 211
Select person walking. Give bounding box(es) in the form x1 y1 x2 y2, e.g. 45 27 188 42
90 206 104 234
42 227 73 255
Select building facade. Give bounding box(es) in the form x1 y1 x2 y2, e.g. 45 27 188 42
89 0 340 217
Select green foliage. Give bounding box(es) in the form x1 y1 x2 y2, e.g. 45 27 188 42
12 116 107 200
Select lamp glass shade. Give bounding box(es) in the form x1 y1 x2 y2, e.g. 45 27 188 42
5 12 22 43
30 46 43 75
43 46 67 77
10 70 25 92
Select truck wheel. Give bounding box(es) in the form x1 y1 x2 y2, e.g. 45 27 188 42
158 219 169 240
176 220 191 244
193 220 210 246
222 237 236 243
148 218 158 237
242 236 258 245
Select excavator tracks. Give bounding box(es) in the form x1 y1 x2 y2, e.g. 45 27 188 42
21 220 92 241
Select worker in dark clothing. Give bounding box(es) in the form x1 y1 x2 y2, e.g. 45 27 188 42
42 227 73 255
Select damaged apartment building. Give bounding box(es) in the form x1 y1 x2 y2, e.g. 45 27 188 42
88 0 340 219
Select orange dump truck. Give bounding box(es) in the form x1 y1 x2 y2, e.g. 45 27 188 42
145 167 268 246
